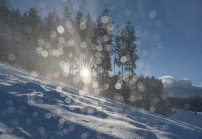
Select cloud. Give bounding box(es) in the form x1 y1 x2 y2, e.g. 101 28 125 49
158 76 175 86
158 76 192 87
158 76 202 97
175 78 192 86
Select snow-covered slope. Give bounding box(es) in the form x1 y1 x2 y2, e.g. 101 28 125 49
0 62 202 139
170 109 202 129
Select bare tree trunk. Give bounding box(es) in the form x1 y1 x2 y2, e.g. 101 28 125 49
129 59 131 75
122 63 123 75
114 52 116 73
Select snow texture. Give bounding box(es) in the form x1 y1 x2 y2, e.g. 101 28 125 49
0 62 202 139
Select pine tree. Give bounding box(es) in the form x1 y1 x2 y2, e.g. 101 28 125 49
155 78 171 116
85 12 95 69
61 6 74 74
62 6 72 23
10 8 21 41
72 11 86 87
116 21 138 75
52 8 61 30
114 24 121 74
28 7 43 42
62 6 72 42
116 26 127 75
124 21 138 75
0 0 11 62
8 8 22 64
74 11 84 40
21 7 43 70
0 0 11 34
44 11 54 41
95 9 114 79
194 95 200 115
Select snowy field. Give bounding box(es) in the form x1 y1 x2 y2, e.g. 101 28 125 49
170 109 202 129
0 62 202 139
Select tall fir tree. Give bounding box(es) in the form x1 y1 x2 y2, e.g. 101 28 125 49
28 7 43 43
114 24 121 74
85 12 95 68
44 12 54 41
21 7 43 70
117 21 138 75
0 0 11 62
62 6 74 74
95 9 114 80
124 21 138 75
73 11 85 81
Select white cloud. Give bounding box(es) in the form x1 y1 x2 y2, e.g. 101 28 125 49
158 76 175 86
158 76 192 87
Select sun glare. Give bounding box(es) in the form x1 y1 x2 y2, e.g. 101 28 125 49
81 68 90 78
80 68 92 84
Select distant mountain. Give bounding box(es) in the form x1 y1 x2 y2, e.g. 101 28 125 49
164 84 202 97
159 76 202 97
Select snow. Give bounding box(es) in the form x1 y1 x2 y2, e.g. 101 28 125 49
0 62 202 139
170 109 202 129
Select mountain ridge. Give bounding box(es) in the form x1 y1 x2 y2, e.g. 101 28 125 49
159 76 202 97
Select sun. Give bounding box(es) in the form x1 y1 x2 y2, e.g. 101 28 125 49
80 68 92 84
79 57 94 84
81 68 90 78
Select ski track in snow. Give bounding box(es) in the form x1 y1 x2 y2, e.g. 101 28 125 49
0 62 202 139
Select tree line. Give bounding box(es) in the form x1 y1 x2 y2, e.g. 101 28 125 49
168 95 202 115
0 0 175 116
0 1 138 76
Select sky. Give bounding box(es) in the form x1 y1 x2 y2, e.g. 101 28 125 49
9 0 202 87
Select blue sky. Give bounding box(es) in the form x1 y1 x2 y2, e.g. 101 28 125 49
9 0 202 86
